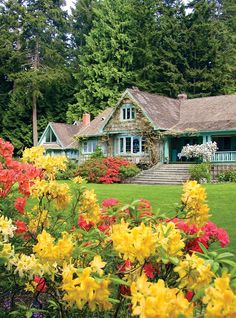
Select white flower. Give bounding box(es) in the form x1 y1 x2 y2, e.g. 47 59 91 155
178 142 218 161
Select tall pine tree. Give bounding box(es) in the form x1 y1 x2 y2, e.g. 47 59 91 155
67 0 138 122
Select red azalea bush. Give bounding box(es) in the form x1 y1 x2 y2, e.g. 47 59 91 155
77 157 140 184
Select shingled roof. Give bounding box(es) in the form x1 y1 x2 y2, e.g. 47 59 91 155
171 94 236 132
50 122 83 148
127 88 180 129
76 108 114 137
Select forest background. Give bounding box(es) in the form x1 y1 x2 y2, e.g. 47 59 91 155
0 0 235 153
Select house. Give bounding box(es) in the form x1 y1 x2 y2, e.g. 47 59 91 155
38 88 236 165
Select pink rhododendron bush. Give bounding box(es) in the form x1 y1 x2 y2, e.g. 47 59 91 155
0 138 236 318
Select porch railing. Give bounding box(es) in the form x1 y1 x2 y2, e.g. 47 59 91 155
211 151 236 162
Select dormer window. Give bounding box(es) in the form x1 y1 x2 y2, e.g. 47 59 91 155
46 129 57 143
121 104 136 121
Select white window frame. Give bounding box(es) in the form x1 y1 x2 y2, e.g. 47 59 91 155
82 139 97 154
120 104 136 121
45 129 57 143
118 136 144 155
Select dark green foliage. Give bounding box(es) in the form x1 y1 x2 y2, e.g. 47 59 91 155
90 147 105 159
0 0 75 151
56 160 78 180
189 162 212 183
119 165 140 180
184 0 236 96
217 169 236 182
67 0 138 121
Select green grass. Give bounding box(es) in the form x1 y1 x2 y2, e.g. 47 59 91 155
86 183 236 255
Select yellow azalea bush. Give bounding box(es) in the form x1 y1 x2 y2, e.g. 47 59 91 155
0 139 236 318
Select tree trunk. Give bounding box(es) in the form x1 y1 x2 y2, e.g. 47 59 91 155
32 90 38 146
32 39 40 146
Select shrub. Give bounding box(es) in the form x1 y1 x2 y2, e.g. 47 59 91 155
217 169 236 182
0 138 235 318
56 159 78 180
90 146 105 159
189 163 212 183
77 157 140 184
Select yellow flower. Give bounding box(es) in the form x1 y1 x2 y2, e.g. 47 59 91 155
131 274 193 318
181 180 210 227
61 263 112 311
22 146 68 179
73 176 85 184
0 242 14 261
89 255 106 276
33 230 74 264
111 220 157 263
203 273 236 317
78 189 101 223
155 222 185 262
30 179 71 209
0 215 16 241
174 253 214 291
9 253 45 279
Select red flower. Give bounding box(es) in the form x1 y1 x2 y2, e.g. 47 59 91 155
216 228 230 247
77 215 94 231
117 259 132 273
14 197 26 214
119 285 131 295
143 263 156 279
15 220 27 235
34 276 47 293
186 290 194 302
102 198 120 208
97 223 110 234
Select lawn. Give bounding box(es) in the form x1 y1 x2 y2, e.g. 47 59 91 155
86 183 236 255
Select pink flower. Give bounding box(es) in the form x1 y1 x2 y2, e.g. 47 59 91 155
77 215 94 231
102 198 120 208
216 228 230 247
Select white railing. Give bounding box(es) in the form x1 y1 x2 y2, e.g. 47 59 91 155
211 151 236 162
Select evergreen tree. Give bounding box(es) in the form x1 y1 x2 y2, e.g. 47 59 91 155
138 0 187 97
184 0 236 97
67 0 138 122
0 0 72 148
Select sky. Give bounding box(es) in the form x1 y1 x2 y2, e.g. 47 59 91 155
64 0 75 13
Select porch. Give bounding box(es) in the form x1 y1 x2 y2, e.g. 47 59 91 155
163 133 236 163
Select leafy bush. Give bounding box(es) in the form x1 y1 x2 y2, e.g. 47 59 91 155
189 163 212 183
56 159 78 180
217 169 236 182
90 146 105 159
77 157 140 184
0 138 235 318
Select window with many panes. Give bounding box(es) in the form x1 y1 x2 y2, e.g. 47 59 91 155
118 136 145 154
46 129 57 143
121 104 136 121
83 140 97 154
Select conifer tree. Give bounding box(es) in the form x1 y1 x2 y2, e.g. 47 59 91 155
67 0 138 122
0 0 71 147
184 0 236 96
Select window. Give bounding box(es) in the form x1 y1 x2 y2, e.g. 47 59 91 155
121 104 136 121
83 140 97 154
46 129 57 143
118 136 144 154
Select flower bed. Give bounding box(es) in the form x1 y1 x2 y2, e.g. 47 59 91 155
0 138 236 318
77 157 140 183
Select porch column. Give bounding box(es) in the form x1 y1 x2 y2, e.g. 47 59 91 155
202 134 212 144
163 138 169 163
